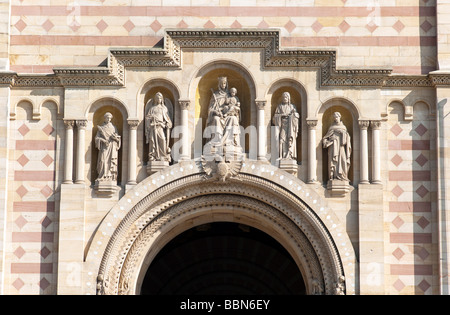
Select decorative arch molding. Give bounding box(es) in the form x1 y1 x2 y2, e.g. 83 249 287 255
316 97 361 121
84 160 356 295
11 98 34 120
40 98 61 116
266 77 308 114
85 96 130 119
137 77 181 112
187 58 257 101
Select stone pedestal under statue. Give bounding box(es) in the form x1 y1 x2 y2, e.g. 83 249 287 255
279 159 298 175
95 180 118 197
204 142 244 162
327 179 350 197
147 160 170 175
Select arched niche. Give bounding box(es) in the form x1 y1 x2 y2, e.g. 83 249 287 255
41 100 59 139
318 99 357 185
413 101 431 119
15 100 34 121
388 100 405 121
143 85 178 166
87 99 128 186
141 78 180 121
267 79 306 166
194 63 255 153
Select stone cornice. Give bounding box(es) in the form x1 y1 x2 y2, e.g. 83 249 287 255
1 29 449 88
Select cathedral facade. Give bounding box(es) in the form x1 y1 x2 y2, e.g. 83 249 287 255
0 0 449 295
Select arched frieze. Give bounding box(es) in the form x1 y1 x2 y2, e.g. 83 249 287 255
40 97 61 118
84 160 356 296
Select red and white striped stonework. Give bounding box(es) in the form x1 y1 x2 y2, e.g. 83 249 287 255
9 1 436 74
6 101 59 294
386 101 436 294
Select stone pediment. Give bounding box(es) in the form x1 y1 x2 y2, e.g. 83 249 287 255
0 28 447 88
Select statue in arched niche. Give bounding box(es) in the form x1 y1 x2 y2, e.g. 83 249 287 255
322 112 352 182
145 92 173 163
205 76 242 155
201 76 244 182
272 91 300 160
95 112 121 182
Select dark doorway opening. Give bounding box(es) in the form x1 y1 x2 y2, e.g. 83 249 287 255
141 222 306 295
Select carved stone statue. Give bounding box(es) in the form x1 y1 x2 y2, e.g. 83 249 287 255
272 92 300 160
95 112 121 182
322 112 352 182
335 275 346 295
204 76 243 159
201 76 244 181
145 92 173 163
221 87 241 147
311 278 324 295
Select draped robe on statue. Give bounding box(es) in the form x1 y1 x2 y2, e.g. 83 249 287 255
145 101 173 162
322 121 351 181
272 103 299 160
206 87 228 144
95 121 121 181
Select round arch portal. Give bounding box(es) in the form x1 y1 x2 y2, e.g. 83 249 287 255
141 221 307 295
86 160 355 295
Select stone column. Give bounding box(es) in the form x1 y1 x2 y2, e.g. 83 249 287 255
0 82 11 295
63 120 75 184
306 120 318 183
127 119 139 185
256 100 267 161
179 100 190 161
434 4 450 294
359 120 370 184
75 120 87 184
371 121 381 184
432 78 450 294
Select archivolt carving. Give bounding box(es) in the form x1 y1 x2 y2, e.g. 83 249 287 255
97 173 345 295
119 195 323 295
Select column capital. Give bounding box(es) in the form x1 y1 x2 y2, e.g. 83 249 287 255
76 119 88 129
127 119 140 130
306 120 318 129
64 119 75 130
359 120 370 130
178 99 191 110
370 120 381 130
255 100 267 110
